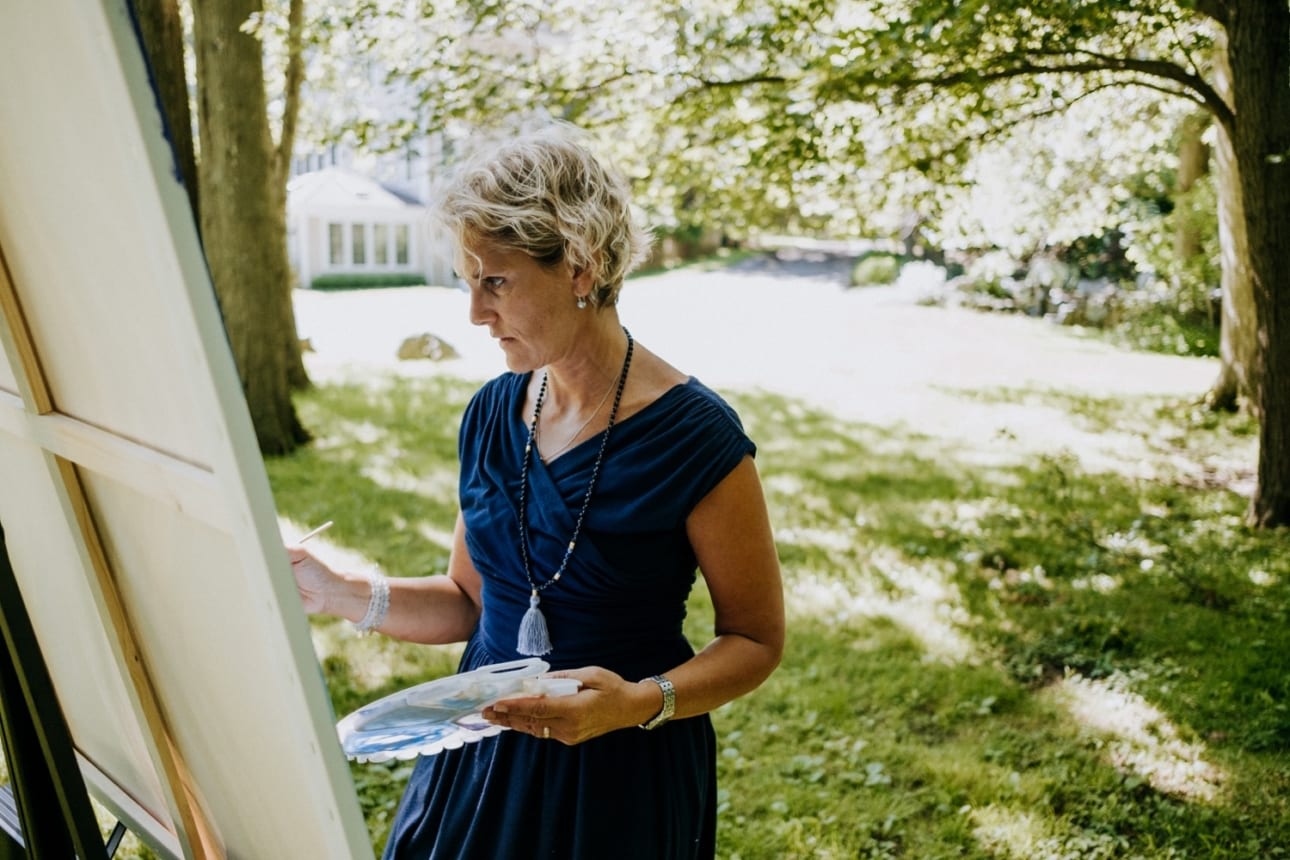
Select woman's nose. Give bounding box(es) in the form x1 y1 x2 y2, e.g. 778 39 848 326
468 287 492 327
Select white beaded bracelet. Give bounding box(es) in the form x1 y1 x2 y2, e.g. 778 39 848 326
353 571 390 635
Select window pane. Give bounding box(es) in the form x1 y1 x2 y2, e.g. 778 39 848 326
328 223 343 265
395 225 409 264
374 224 389 265
352 224 366 264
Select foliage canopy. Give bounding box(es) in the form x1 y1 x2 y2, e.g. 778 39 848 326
287 0 1220 256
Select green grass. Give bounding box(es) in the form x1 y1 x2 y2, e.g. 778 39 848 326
259 373 1288 859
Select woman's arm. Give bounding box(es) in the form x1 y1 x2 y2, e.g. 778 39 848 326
647 454 784 718
486 455 785 742
289 512 483 645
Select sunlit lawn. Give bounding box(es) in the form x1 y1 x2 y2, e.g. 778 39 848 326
265 372 1290 859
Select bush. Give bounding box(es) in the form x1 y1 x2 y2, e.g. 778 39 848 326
850 252 902 287
1107 303 1219 357
309 272 427 290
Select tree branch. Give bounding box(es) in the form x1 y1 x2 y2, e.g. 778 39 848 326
873 76 1209 193
1114 76 1209 109
883 51 1234 137
972 79 1196 143
275 0 305 186
692 73 789 89
1062 48 1231 126
554 67 648 98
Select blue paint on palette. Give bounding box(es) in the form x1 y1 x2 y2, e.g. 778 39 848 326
344 723 456 757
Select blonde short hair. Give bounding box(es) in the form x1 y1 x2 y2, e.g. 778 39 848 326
435 124 652 307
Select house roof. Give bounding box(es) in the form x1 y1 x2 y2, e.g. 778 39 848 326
287 167 424 213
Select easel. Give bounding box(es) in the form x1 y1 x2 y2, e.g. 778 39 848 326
0 520 122 858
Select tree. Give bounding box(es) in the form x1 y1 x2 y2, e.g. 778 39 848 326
309 0 1290 524
192 0 311 455
134 0 200 227
1217 1 1290 527
641 0 1290 526
136 0 310 456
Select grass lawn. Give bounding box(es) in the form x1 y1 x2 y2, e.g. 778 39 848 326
261 371 1288 859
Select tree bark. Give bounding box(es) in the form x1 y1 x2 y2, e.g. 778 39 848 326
1228 0 1290 527
1206 34 1258 413
278 0 311 392
193 0 309 455
132 0 200 227
1173 113 1208 262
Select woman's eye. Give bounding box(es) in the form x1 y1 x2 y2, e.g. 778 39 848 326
483 277 506 291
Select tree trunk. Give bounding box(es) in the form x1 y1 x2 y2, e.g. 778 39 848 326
193 0 309 455
1174 113 1208 263
278 0 311 393
1228 0 1290 527
1173 112 1212 328
132 0 199 227
1206 33 1258 413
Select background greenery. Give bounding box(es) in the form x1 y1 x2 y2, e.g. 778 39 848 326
254 366 1289 859
310 273 429 290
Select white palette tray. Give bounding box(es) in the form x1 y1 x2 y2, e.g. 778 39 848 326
336 658 579 762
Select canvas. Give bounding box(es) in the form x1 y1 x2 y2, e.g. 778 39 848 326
0 3 372 857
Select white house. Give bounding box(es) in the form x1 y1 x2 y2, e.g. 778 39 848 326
285 166 456 289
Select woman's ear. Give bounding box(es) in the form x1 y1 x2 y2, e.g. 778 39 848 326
570 262 596 300
571 263 594 288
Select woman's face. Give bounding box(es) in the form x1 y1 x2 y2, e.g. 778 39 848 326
458 237 584 373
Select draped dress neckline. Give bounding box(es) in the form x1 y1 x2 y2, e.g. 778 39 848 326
515 372 698 471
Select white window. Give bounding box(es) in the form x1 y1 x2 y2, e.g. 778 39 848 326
352 224 366 265
327 223 343 265
395 224 410 265
374 224 389 265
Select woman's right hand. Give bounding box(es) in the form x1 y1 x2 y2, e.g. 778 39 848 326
286 546 337 615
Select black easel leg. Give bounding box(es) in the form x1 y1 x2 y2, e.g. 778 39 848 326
0 520 107 858
104 821 127 857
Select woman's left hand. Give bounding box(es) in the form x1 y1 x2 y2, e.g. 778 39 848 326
481 666 661 745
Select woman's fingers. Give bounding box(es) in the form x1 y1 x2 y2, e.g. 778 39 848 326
483 706 559 742
483 665 634 744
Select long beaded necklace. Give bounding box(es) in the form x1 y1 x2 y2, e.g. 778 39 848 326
515 327 634 656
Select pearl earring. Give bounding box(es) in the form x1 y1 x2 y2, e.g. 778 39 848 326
576 296 588 309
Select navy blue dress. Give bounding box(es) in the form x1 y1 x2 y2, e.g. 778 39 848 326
381 372 756 859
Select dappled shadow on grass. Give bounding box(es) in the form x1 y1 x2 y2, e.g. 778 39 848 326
266 375 476 579
713 615 1150 859
943 385 1260 495
724 387 1290 859
265 375 1289 860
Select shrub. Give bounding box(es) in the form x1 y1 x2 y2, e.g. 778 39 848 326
310 272 427 290
850 252 902 287
1107 302 1219 357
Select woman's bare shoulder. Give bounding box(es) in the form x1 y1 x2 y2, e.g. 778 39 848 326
620 342 689 419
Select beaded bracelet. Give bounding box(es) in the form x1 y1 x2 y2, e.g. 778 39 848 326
353 571 390 635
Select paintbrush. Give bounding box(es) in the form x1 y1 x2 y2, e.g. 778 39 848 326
290 521 334 564
296 520 334 544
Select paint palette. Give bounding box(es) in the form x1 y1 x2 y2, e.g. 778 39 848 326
336 658 580 762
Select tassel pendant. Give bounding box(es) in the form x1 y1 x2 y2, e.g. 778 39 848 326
517 591 553 656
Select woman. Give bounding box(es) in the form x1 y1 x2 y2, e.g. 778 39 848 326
290 124 784 859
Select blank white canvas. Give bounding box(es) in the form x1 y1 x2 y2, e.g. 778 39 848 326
0 3 372 857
